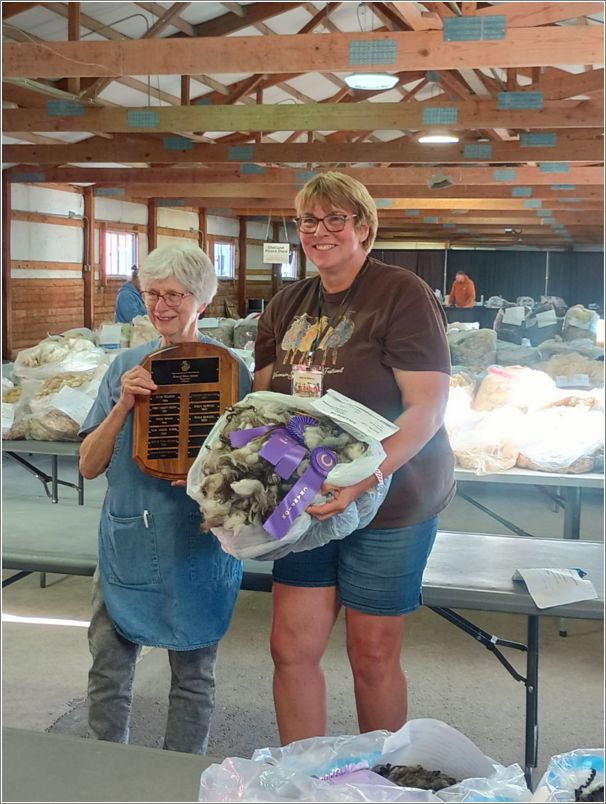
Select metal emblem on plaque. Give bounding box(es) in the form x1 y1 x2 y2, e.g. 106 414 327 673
132 342 239 480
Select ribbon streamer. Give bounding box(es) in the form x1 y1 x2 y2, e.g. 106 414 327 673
263 447 337 540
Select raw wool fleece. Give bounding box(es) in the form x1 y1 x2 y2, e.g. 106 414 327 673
187 391 389 560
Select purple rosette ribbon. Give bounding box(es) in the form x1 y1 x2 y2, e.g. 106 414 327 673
258 414 319 480
262 446 337 540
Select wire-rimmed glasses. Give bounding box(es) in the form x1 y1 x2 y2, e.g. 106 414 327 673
140 290 192 308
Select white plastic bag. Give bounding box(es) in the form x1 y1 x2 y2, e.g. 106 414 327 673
531 748 603 802
13 337 109 383
187 391 391 560
515 407 604 473
198 719 532 803
28 365 107 441
449 408 526 474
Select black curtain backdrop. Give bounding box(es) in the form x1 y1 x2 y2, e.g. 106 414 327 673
371 248 604 308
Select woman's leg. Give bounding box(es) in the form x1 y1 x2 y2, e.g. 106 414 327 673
270 583 340 744
338 518 439 734
164 643 218 754
345 609 407 733
87 569 140 743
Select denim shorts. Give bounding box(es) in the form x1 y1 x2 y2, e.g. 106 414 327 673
272 516 439 616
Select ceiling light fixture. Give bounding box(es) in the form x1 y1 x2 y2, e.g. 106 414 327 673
344 72 399 91
417 130 460 144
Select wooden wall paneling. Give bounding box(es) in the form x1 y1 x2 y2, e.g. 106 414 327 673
148 200 157 251
83 187 94 329
10 279 84 354
2 172 12 359
238 216 247 317
198 208 207 252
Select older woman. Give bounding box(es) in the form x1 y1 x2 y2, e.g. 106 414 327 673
254 172 455 744
79 243 251 754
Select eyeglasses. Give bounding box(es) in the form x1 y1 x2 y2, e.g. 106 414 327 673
294 214 358 234
141 290 192 308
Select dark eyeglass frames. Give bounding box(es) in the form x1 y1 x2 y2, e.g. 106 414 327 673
294 214 358 234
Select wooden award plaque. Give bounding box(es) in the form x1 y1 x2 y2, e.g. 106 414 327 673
132 342 239 480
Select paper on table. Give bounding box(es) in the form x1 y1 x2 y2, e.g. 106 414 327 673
513 568 597 609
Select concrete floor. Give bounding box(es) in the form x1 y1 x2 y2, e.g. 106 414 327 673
2 451 604 791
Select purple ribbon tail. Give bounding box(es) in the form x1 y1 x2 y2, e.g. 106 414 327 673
229 425 273 448
263 447 337 540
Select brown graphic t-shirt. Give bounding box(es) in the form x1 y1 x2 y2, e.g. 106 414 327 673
254 257 456 528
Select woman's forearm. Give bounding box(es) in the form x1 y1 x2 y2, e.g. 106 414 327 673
79 400 131 479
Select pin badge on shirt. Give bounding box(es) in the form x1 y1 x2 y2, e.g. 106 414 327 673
291 364 324 398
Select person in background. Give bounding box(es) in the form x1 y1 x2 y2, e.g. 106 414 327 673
80 243 251 754
253 171 455 745
447 271 476 308
114 265 148 323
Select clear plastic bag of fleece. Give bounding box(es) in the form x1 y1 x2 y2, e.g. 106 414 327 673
530 749 604 803
198 719 532 803
187 390 393 561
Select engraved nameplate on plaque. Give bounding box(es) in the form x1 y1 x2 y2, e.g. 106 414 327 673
132 342 239 480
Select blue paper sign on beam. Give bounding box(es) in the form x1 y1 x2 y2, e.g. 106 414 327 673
520 132 556 147
423 216 439 223
464 143 492 159
348 40 397 65
524 199 542 209
540 163 569 173
536 209 553 217
127 110 159 129
228 145 254 161
9 171 46 183
443 16 506 41
376 199 393 207
405 209 420 216
559 198 581 203
423 107 458 125
156 199 185 206
295 171 317 183
163 136 193 151
497 92 544 110
240 164 266 174
551 184 576 190
94 188 125 197
512 187 533 197
47 100 84 117
493 169 516 181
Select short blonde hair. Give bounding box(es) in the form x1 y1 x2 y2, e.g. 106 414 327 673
294 171 378 252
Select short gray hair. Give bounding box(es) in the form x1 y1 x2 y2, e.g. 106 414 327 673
139 244 218 305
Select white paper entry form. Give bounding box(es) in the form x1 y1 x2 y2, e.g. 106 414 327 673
513 568 598 609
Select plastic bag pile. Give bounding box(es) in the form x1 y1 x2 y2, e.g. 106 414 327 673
198 718 533 802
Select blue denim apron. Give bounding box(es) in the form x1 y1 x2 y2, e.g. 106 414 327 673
81 338 250 649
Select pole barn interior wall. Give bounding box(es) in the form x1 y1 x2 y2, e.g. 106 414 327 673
4 182 299 357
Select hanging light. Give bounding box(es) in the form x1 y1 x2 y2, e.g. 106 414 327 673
344 72 399 91
417 130 460 144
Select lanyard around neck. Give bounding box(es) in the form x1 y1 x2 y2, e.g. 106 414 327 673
306 260 367 364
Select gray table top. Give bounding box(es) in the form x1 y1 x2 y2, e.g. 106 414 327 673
1 728 217 803
2 439 81 456
423 532 603 619
454 466 603 489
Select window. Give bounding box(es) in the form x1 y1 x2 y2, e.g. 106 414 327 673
212 239 236 279
103 230 138 278
281 247 298 280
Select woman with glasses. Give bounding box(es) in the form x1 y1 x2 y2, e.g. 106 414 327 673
79 243 251 754
253 172 455 744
